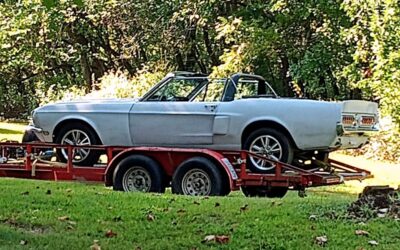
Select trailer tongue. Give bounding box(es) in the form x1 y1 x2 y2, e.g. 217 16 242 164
0 142 372 197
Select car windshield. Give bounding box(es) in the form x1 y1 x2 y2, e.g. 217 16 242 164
143 74 277 102
145 78 208 101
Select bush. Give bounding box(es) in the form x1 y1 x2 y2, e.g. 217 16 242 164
345 117 400 163
85 69 165 99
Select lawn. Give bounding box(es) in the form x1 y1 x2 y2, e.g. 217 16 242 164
0 122 399 249
0 121 27 142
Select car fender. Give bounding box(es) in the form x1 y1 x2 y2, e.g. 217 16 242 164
52 115 104 143
241 116 298 147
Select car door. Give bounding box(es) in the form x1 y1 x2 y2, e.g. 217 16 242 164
129 77 218 146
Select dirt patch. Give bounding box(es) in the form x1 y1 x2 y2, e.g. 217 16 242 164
347 186 400 220
1 218 51 234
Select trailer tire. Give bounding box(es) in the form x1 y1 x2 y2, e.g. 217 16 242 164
172 157 223 196
241 186 288 198
113 155 165 193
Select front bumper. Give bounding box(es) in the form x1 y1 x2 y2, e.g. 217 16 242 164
25 124 46 142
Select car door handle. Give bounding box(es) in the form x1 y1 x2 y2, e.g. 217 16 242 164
204 104 218 112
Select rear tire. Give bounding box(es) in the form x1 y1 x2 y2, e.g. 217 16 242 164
172 157 224 196
113 155 165 193
243 128 293 173
55 122 101 166
241 186 288 198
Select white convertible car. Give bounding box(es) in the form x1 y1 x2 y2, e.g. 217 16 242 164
26 72 379 172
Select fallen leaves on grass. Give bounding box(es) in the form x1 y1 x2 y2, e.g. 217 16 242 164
271 201 283 206
240 204 248 212
202 235 230 244
309 214 317 221
90 240 101 250
368 240 378 246
105 230 117 238
177 209 186 214
315 235 328 246
146 213 155 221
112 216 122 222
355 230 369 236
58 216 69 221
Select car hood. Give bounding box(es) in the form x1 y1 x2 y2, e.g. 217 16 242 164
52 98 139 105
35 98 139 113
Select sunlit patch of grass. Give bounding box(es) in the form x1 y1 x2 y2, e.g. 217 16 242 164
0 122 27 142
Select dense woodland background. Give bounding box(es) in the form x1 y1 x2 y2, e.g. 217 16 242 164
0 0 399 161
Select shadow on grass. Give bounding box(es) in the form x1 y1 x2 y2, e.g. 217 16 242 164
0 128 23 135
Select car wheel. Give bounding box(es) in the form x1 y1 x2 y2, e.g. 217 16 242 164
243 128 293 173
172 157 224 196
241 186 288 198
113 155 165 193
55 123 101 166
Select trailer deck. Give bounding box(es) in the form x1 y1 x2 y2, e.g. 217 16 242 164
0 141 372 197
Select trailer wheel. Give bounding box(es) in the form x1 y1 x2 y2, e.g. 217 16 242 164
172 157 223 196
241 186 288 198
113 155 165 193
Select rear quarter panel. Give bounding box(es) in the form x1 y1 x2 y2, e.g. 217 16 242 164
216 98 342 150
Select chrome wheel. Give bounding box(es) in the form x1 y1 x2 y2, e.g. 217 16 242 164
122 167 152 192
61 129 91 163
249 135 283 171
181 168 211 196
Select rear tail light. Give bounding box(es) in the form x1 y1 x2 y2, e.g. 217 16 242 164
360 116 375 126
342 115 355 126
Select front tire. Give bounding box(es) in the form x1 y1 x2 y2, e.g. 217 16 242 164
55 123 101 166
243 128 293 173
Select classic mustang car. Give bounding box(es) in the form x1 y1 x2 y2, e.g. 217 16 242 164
26 72 379 172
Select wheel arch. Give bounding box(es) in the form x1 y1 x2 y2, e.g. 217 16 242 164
241 119 298 150
53 118 103 144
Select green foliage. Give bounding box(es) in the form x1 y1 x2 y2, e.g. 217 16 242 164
341 0 400 126
346 117 400 163
0 0 399 158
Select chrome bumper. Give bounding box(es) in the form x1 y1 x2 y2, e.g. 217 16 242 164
26 124 43 133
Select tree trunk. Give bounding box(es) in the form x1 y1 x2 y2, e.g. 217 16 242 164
279 55 292 97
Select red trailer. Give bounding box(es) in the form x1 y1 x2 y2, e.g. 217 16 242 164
0 141 371 197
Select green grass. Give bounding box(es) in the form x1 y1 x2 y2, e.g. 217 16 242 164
0 179 399 250
0 121 399 249
0 122 27 142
